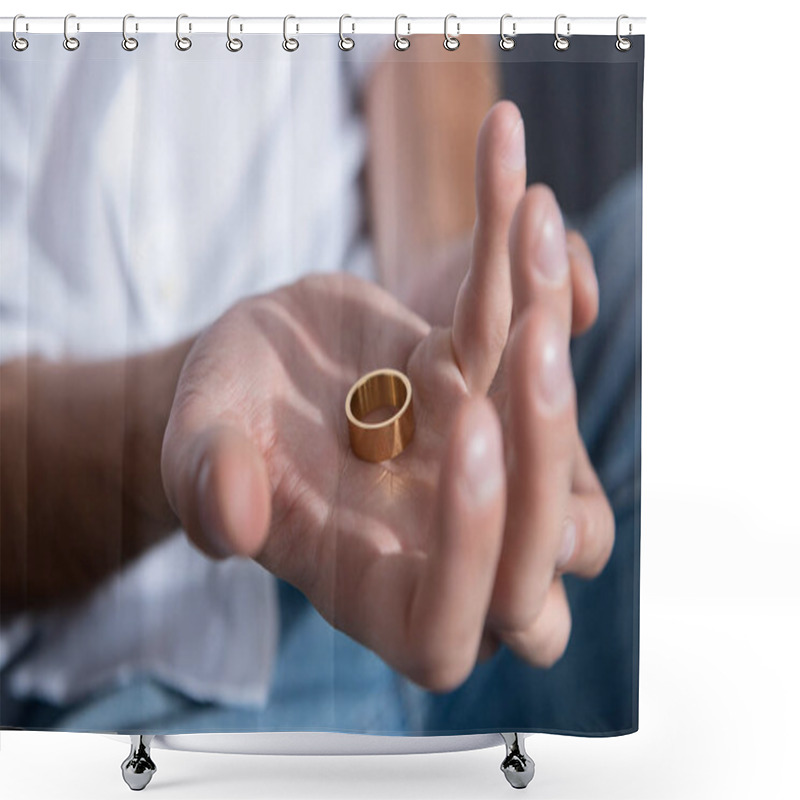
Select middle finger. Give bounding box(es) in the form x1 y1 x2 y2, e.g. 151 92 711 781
487 186 578 633
489 186 577 400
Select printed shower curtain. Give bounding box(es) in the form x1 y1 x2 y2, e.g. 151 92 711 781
0 24 643 744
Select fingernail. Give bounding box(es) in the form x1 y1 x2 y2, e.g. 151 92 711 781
197 455 233 558
463 423 503 507
536 324 572 413
534 203 569 283
556 518 577 569
502 117 526 172
567 237 599 299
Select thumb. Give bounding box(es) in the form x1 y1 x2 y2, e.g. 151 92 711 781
162 420 271 560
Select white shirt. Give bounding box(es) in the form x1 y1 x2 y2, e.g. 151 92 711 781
0 33 388 708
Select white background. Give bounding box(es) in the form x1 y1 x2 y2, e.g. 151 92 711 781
1 1 798 798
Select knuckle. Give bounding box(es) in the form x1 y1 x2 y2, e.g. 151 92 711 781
527 182 557 209
406 646 474 694
531 622 571 669
512 184 554 243
597 498 617 567
530 602 572 668
497 593 572 670
224 293 259 324
583 496 616 577
485 311 511 359
566 229 592 263
489 583 549 639
458 286 509 366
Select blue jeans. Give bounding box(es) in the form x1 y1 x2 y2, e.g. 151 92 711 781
1 170 640 737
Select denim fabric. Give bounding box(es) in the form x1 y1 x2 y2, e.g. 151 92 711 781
0 169 640 736
1 579 410 735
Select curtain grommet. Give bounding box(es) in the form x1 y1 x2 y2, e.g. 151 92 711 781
554 14 570 51
616 15 632 51
122 14 138 51
175 14 192 51
283 15 299 52
499 14 516 51
12 14 29 51
63 13 80 51
394 14 410 51
339 14 355 51
226 15 243 52
443 13 460 51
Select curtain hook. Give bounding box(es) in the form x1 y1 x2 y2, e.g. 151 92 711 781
616 14 632 51
226 14 243 52
12 14 29 51
175 13 192 50
554 14 570 51
339 14 355 51
394 14 410 51
499 13 516 51
283 15 299 52
122 14 138 51
443 13 460 51
63 13 80 51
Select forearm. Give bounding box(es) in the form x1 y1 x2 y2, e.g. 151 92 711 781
0 338 194 613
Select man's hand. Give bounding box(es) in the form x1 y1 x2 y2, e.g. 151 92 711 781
450 102 613 664
161 102 614 692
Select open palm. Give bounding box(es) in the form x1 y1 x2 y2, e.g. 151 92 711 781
162 102 614 691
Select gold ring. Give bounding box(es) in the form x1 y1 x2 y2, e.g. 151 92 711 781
346 368 415 462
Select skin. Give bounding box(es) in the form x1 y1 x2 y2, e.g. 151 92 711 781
161 101 614 692
0 341 191 612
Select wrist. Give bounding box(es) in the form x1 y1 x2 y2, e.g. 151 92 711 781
122 337 196 539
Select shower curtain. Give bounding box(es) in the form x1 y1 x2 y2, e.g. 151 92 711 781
0 23 643 744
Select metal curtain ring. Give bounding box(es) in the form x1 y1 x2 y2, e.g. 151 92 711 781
554 14 570 51
63 13 80 51
226 15 243 52
499 13 516 50
616 14 632 51
394 14 410 51
283 15 299 51
122 14 138 51
175 14 192 51
12 14 28 51
443 13 460 51
339 14 354 51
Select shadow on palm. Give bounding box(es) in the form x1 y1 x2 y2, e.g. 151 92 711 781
173 272 487 687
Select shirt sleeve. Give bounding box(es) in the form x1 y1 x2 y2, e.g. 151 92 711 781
0 53 63 363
